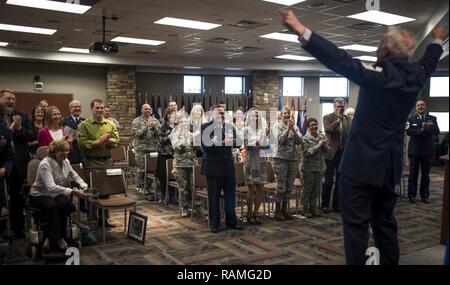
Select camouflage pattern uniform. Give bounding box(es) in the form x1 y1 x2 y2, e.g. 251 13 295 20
131 115 161 189
169 126 198 209
300 131 330 217
272 122 302 203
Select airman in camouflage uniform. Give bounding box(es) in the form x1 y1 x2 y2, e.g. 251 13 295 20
170 116 198 215
271 107 302 220
300 118 330 218
131 104 161 190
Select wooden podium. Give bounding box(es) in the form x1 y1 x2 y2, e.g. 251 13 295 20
440 155 448 245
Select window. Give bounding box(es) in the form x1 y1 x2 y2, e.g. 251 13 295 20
283 77 303 97
320 102 335 132
184 75 202 94
225 77 244 95
320 77 348 98
429 77 449 97
429 112 449 132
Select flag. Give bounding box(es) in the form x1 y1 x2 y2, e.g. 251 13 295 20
296 97 302 130
301 96 308 135
156 95 162 118
181 95 185 111
278 96 282 111
151 95 156 114
145 92 148 104
290 97 295 120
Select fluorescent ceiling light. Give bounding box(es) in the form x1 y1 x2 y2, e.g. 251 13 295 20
340 44 378 52
184 66 202 69
260 32 299 43
154 17 221 30
0 23 56 35
348 10 415 26
275 54 315 61
59 47 89 54
355 55 378 62
6 0 91 14
262 0 306 5
225 68 243 70
0 42 8 47
111 36 165 46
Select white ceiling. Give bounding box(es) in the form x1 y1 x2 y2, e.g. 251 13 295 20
0 0 448 71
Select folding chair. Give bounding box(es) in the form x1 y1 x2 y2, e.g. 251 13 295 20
192 165 208 222
234 162 248 222
165 159 180 210
90 169 137 243
0 179 11 237
144 154 158 202
112 146 128 169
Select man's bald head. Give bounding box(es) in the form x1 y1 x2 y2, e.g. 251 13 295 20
141 104 152 118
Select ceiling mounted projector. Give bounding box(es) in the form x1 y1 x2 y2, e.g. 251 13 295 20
89 15 119 54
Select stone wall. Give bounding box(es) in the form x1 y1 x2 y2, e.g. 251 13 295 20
251 71 280 125
106 67 136 136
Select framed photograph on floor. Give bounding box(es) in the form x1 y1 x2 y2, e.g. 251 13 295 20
127 211 148 244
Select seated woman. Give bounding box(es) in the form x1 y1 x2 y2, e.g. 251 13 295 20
29 140 87 252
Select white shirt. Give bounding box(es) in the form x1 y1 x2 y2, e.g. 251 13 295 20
49 129 64 141
30 157 88 198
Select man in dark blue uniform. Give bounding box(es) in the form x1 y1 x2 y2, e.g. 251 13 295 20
281 10 446 265
0 104 15 223
201 105 243 233
0 89 35 238
406 100 439 203
62 100 85 164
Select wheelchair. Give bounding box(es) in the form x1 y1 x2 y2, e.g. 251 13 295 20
24 201 82 262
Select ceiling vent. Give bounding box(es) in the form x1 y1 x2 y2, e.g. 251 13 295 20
229 20 266 29
347 22 384 30
12 40 39 46
207 37 236 44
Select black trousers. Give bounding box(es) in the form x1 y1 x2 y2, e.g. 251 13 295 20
0 177 5 210
408 154 432 200
322 149 342 210
9 170 26 235
339 175 399 265
206 176 237 228
29 195 76 242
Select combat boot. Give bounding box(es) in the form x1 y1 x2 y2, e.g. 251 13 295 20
274 202 286 220
282 201 294 220
300 204 313 218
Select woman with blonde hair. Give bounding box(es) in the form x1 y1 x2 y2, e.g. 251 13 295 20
189 104 206 157
38 106 71 147
243 108 269 224
29 140 86 252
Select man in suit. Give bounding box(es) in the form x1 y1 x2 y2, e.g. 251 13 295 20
406 100 439 203
0 89 35 238
322 98 350 213
201 104 243 233
0 103 15 217
281 10 446 265
62 100 85 164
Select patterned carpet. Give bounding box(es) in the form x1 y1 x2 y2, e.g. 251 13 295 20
2 167 446 265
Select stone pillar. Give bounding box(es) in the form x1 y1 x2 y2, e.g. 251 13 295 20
106 67 136 136
251 71 280 125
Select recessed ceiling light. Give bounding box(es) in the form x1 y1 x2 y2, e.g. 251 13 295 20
111 36 166 46
355 55 378 62
262 0 307 5
260 32 299 43
275 54 315 61
154 17 221 30
0 42 8 47
6 0 91 14
340 44 378 52
59 47 90 54
348 10 415 26
0 23 57 35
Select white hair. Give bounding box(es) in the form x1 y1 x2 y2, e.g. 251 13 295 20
69 100 81 108
383 26 416 57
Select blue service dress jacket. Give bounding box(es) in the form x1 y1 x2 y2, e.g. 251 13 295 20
301 31 443 187
200 121 241 177
406 114 439 156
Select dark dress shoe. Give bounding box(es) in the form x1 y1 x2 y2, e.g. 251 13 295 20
226 222 243 230
421 199 431 204
211 227 220 233
409 197 416 203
